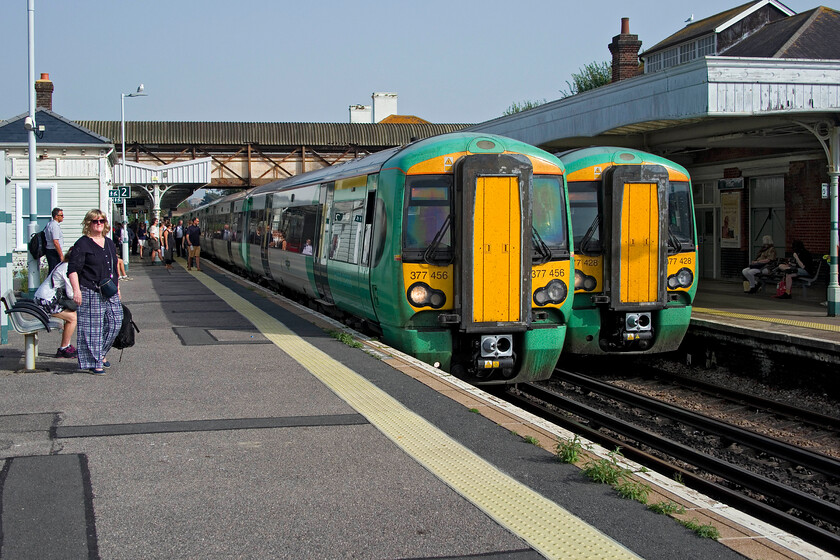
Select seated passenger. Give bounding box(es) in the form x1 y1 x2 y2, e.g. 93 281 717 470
771 240 814 299
742 235 776 294
34 248 78 358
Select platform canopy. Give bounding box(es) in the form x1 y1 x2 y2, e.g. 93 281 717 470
114 158 212 214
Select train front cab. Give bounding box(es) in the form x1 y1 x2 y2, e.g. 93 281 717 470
381 137 572 385
568 161 696 354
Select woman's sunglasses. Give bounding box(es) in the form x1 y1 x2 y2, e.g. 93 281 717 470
90 219 107 224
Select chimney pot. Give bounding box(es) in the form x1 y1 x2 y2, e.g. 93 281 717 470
621 17 629 34
40 72 50 81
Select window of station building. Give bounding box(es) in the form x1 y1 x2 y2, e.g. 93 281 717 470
403 175 453 263
567 181 601 254
14 182 56 250
697 35 715 56
532 175 569 255
692 181 718 207
662 47 678 69
646 52 662 73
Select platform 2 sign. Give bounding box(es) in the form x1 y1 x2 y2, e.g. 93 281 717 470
109 186 130 199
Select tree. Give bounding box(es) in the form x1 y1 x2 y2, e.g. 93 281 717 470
559 61 611 98
503 99 547 116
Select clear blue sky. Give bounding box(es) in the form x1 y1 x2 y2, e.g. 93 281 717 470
1 0 838 124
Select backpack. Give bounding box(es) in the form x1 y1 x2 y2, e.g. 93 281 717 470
28 230 47 259
113 304 139 350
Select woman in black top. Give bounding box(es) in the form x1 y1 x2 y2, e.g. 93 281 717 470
68 209 124 375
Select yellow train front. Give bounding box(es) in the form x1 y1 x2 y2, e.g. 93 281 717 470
557 147 697 354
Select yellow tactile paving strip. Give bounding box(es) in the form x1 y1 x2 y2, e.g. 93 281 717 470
694 307 840 333
191 271 640 560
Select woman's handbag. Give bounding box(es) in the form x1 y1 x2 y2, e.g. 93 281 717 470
55 287 78 311
97 277 118 299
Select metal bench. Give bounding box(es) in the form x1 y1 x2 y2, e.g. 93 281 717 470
791 257 825 296
2 290 63 370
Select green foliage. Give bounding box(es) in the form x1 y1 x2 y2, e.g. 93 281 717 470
523 435 541 447
615 479 651 503
560 61 611 98
648 501 686 516
556 434 585 464
503 99 547 116
582 447 631 485
679 518 721 539
468 408 480 414
328 330 363 349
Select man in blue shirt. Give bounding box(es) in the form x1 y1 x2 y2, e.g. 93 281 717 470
44 207 65 273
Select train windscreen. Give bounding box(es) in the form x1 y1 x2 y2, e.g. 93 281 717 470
533 176 568 251
403 175 453 263
668 181 695 251
568 181 601 254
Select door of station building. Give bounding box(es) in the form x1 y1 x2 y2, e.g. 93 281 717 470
696 208 717 279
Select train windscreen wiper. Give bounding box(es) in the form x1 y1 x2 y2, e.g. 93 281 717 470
579 215 601 255
532 227 552 265
667 225 683 254
423 215 454 265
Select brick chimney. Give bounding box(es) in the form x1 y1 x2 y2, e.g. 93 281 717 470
608 18 642 83
35 73 54 110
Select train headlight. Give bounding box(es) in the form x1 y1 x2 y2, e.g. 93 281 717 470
574 269 585 290
533 279 568 306
667 267 694 289
676 268 693 288
407 282 446 309
574 269 597 292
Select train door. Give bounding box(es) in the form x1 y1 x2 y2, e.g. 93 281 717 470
356 175 378 319
459 154 532 331
606 166 668 309
313 183 334 303
325 175 374 319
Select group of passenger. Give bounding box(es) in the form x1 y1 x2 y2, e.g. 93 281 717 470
741 236 815 299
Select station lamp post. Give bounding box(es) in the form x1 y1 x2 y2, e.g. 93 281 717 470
120 84 147 271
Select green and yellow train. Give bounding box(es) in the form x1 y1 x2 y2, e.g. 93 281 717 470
187 133 574 384
557 147 697 354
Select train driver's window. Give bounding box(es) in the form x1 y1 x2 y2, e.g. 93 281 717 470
533 175 569 255
403 175 453 263
668 181 695 250
568 181 601 253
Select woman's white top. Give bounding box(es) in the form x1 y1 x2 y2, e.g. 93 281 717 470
34 262 74 301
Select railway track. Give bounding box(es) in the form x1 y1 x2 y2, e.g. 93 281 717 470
505 371 840 553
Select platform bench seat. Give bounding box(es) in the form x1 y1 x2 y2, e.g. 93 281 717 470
2 290 63 370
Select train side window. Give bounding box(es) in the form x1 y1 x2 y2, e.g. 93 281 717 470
533 175 569 256
568 181 601 254
371 198 387 268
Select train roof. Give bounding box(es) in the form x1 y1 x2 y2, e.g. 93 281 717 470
191 132 564 213
555 146 690 178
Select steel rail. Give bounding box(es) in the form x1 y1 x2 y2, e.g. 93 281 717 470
509 382 840 552
556 369 840 479
634 367 840 431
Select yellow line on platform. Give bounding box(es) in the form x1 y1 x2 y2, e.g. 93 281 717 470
694 307 840 333
192 271 641 560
